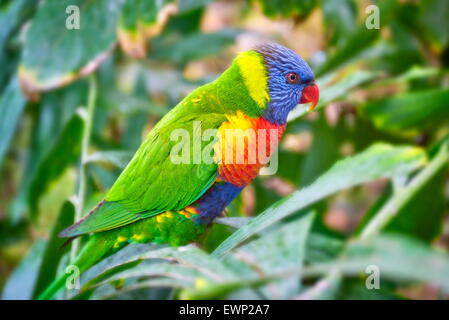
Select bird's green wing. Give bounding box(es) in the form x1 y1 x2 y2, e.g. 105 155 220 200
60 107 226 237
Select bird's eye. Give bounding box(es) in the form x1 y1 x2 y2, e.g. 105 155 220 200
286 72 299 84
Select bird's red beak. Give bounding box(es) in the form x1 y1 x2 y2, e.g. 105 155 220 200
300 82 320 111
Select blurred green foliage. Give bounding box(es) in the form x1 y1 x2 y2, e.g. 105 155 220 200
0 0 449 300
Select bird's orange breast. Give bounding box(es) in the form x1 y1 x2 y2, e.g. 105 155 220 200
214 111 285 186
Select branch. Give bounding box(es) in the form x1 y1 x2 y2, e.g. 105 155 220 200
359 142 449 240
70 75 98 262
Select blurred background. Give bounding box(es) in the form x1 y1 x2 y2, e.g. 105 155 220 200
0 0 449 300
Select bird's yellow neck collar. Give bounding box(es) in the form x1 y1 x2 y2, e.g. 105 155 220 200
235 51 270 109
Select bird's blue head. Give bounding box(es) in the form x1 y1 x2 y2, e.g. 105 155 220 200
256 43 319 124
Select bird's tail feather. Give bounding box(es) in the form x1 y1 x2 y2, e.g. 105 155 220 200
37 232 118 300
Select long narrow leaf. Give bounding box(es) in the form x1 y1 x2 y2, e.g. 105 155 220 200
212 143 427 257
0 77 27 168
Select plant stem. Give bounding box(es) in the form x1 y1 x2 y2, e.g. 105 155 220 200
70 75 97 262
359 142 449 240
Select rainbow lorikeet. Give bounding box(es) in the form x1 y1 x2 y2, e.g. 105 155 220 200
38 43 319 299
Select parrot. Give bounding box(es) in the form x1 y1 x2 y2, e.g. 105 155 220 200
38 42 319 299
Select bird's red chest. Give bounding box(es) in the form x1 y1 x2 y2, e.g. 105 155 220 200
215 113 285 187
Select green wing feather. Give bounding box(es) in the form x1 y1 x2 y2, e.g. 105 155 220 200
60 86 227 238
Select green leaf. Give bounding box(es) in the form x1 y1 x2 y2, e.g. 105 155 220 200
321 0 357 46
316 0 398 76
215 217 253 229
305 232 344 264
93 278 191 300
118 0 175 58
184 234 449 298
215 218 344 265
295 269 342 300
132 246 239 280
335 278 402 300
18 0 122 97
0 0 24 49
305 234 449 294
358 142 449 240
253 0 317 19
224 213 315 299
71 259 142 300
298 115 342 186
0 0 37 87
32 200 75 298
98 262 204 285
212 143 427 257
71 243 157 299
360 88 449 135
94 245 238 284
120 0 163 31
0 0 35 59
86 150 133 169
420 0 449 50
7 82 87 223
300 273 401 300
357 167 447 243
373 66 440 87
383 18 424 74
164 5 204 35
80 245 239 298
1 240 46 299
28 111 84 217
0 76 27 169
178 0 213 13
150 29 239 64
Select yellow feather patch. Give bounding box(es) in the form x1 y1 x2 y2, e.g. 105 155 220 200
117 235 127 242
223 110 255 129
214 111 256 164
178 209 192 218
184 206 197 214
113 235 128 248
131 234 144 242
235 51 270 108
156 211 174 223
